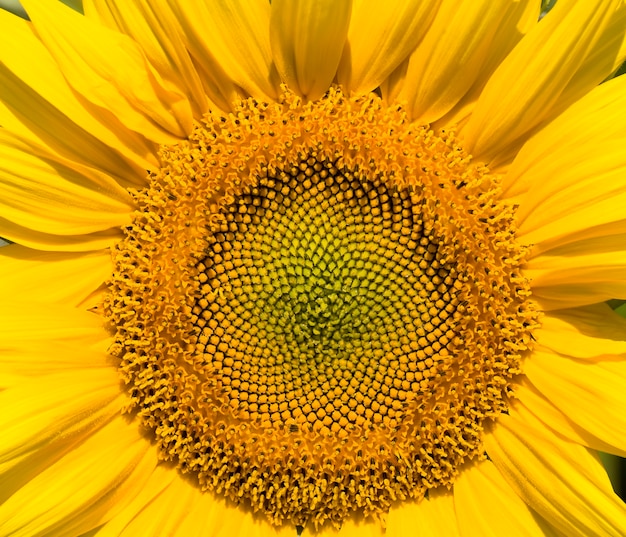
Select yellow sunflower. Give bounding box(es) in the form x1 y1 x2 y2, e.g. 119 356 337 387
2 0 626 535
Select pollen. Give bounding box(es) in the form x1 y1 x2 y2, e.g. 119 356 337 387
105 88 539 529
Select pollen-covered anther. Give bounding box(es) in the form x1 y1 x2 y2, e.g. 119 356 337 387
105 88 539 529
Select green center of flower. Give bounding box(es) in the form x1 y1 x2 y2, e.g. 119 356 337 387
198 166 451 435
106 88 539 530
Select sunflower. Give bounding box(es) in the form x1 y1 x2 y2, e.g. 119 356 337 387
2 0 626 535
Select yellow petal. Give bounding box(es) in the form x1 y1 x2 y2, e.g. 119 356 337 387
87 463 175 537
525 349 626 461
506 75 626 254
337 0 441 95
0 217 122 252
169 0 279 101
386 490 460 537
516 379 626 458
504 74 626 199
484 403 626 536
0 8 157 181
454 460 552 537
536 305 626 359
186 56 241 113
0 368 121 475
379 56 410 104
463 0 626 163
0 342 114 390
401 0 522 124
532 281 626 313
538 304 626 357
21 0 192 142
0 299 111 386
0 300 108 349
0 244 111 308
0 130 133 236
526 220 626 261
433 0 540 130
0 128 133 206
0 414 155 537
83 0 210 118
106 474 199 537
98 467 291 537
271 0 351 100
525 232 626 309
526 234 626 310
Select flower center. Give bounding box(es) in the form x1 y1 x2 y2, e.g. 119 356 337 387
106 88 538 530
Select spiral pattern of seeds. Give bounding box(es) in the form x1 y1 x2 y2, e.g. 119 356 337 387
106 88 539 529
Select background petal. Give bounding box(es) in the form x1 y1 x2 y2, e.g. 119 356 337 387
525 235 626 309
432 0 539 130
507 75 626 252
0 130 133 245
517 379 626 459
386 490 461 537
525 349 626 459
0 415 156 537
536 304 626 358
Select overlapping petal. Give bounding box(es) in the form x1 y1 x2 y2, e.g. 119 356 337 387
271 0 351 100
83 0 210 118
21 0 193 142
517 379 626 458
536 304 626 358
0 8 157 182
509 75 626 249
401 0 522 124
0 415 155 537
0 244 111 307
525 349 626 459
386 491 460 537
168 0 279 102
0 129 133 247
97 466 295 537
337 0 440 95
432 0 539 130
464 0 626 163
485 403 626 536
454 460 554 537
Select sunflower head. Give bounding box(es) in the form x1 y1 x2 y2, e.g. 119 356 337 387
105 87 539 528
2 0 626 535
